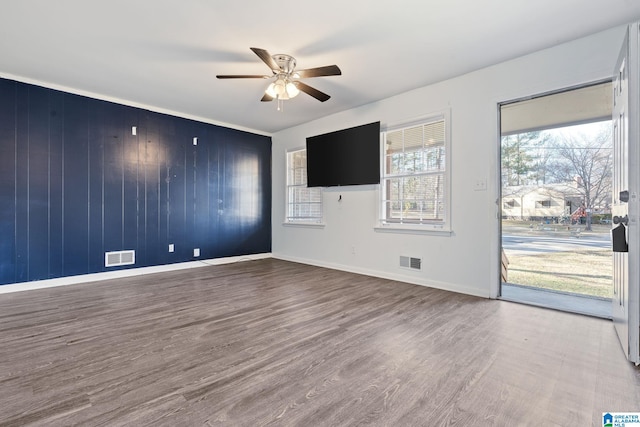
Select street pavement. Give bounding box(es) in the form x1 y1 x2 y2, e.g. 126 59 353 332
502 233 611 255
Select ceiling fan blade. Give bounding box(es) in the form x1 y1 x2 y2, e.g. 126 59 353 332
294 81 331 102
261 93 274 102
216 74 269 79
296 65 342 78
250 47 280 71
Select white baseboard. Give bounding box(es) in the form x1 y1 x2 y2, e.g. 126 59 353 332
1 253 490 299
273 253 490 299
0 253 273 294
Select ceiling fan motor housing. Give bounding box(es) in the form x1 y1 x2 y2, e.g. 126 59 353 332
272 54 296 74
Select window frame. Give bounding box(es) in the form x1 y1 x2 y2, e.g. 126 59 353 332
284 147 324 227
376 110 452 235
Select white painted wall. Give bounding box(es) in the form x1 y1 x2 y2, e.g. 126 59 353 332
272 25 628 299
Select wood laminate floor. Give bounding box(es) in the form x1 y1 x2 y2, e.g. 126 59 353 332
0 258 638 426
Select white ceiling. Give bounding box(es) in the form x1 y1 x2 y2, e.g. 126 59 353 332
1 1 640 134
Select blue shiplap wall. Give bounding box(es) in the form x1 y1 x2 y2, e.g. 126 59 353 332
0 78 272 285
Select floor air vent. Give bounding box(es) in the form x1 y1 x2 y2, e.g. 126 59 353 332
400 256 422 270
105 250 135 267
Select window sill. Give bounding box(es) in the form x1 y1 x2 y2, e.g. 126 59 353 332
374 224 452 236
282 221 326 229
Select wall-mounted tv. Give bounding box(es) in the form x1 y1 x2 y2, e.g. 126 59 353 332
306 121 381 187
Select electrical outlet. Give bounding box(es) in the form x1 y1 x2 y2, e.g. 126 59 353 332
193 248 200 257
168 244 174 253
474 178 487 191
351 246 356 255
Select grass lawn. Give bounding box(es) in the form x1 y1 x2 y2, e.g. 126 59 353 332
505 249 612 298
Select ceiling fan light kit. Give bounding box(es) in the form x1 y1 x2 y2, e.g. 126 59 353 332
217 47 341 111
265 77 299 99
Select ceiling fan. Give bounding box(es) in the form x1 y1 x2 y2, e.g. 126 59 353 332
216 47 341 107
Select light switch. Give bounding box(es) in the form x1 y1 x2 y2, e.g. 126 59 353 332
193 248 200 257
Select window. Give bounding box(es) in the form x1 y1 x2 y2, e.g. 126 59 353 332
504 200 517 209
286 148 323 223
380 112 450 230
536 200 552 208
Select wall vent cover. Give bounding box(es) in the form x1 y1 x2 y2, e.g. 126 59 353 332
400 255 422 270
105 250 136 267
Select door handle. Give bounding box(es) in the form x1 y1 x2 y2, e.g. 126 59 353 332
613 214 629 225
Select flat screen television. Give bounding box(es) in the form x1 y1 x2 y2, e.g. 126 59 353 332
306 121 380 187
